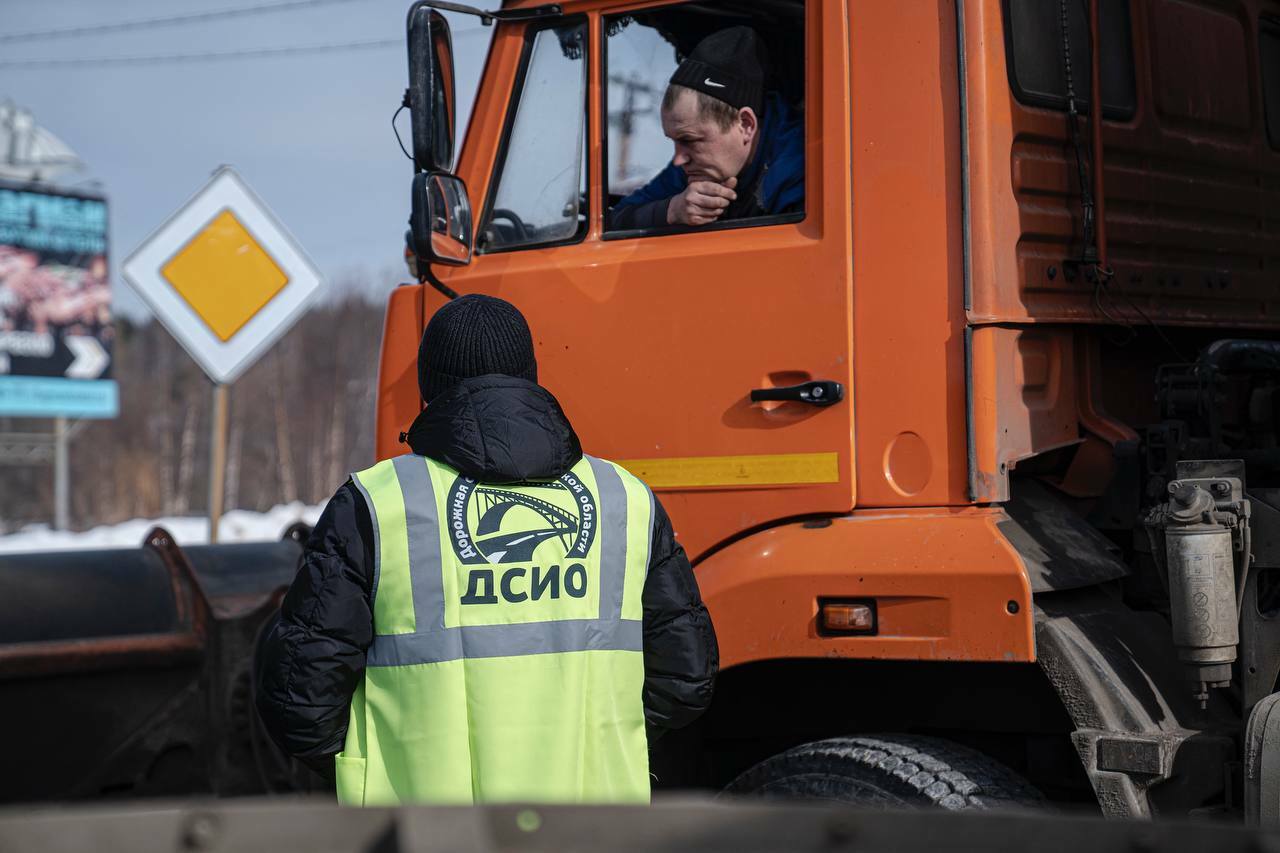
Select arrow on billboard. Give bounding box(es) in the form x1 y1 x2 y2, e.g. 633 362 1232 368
65 336 108 379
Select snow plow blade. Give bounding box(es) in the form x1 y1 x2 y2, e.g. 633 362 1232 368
0 525 318 803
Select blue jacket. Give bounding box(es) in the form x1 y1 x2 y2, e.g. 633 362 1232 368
610 92 804 230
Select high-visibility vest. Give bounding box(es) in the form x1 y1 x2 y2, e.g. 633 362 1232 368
335 453 654 805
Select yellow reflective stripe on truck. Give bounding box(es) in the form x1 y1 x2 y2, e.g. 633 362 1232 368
616 452 839 489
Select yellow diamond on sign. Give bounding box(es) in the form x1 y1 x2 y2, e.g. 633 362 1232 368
123 168 323 385
160 209 289 342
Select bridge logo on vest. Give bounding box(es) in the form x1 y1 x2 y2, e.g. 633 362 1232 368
447 471 598 565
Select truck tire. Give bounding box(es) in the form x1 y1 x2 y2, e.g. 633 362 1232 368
724 735 1043 810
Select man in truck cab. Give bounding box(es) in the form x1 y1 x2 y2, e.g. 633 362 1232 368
255 294 718 804
609 26 804 230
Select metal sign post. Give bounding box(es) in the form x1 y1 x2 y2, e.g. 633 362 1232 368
208 384 229 543
123 167 322 542
54 416 68 531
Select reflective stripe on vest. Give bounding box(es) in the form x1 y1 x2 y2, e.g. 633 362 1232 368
350 455 645 667
338 453 653 806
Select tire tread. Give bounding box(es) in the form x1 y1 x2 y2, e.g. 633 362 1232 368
725 735 1042 810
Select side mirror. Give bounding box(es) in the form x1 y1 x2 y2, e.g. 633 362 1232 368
407 4 456 173
410 172 473 266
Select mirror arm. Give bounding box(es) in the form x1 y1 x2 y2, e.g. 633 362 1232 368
419 266 460 301
413 1 562 26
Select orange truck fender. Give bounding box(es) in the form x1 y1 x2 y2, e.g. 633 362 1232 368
693 507 1035 671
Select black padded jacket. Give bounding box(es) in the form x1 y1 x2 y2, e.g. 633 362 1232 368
254 375 718 775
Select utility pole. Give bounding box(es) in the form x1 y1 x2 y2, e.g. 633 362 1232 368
608 74 658 189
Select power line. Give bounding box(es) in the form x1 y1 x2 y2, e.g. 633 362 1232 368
0 25 488 70
0 38 403 69
0 0 368 44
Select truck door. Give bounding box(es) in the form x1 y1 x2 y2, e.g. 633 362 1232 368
441 1 852 558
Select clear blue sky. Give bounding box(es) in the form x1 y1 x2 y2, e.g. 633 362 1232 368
3 0 494 318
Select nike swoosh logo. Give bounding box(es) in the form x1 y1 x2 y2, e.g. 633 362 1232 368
704 77 726 88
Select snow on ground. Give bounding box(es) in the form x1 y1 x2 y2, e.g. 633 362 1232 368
0 502 324 553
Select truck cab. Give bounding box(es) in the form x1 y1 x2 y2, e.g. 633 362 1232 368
386 0 1280 819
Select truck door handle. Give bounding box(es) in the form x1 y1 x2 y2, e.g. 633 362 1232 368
750 380 844 407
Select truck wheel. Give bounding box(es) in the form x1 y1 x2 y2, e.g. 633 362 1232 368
724 735 1043 810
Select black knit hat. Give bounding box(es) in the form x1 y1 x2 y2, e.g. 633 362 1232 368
668 26 766 118
418 294 537 403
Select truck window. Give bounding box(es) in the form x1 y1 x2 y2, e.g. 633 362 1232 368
1002 0 1136 119
1263 18 1280 150
478 20 588 253
603 2 805 237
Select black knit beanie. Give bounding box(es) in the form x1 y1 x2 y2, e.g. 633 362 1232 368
418 294 537 403
668 26 766 118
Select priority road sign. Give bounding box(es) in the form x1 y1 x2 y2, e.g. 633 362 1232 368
122 167 323 385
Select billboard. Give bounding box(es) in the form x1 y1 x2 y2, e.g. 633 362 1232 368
0 181 117 418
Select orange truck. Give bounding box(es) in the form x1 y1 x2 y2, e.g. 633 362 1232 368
389 0 1280 819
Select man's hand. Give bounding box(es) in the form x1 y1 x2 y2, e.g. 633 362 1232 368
667 177 738 226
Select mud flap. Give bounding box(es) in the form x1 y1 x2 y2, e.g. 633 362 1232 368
1246 693 1280 825
1035 587 1234 817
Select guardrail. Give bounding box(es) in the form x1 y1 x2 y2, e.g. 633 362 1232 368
0 796 1272 852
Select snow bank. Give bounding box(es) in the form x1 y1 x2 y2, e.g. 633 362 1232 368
0 502 324 554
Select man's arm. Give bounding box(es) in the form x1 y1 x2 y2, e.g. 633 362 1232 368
609 162 741 230
608 162 688 230
612 180 740 230
613 161 687 208
641 496 718 739
255 481 374 776
609 198 670 230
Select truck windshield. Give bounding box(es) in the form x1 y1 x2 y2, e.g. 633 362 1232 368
479 20 588 252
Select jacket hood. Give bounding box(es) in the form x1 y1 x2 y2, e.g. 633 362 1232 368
403 375 582 483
